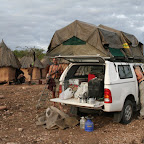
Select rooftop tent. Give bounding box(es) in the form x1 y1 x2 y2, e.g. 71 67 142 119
0 40 21 82
46 20 126 58
98 24 144 59
97 27 125 57
47 20 143 60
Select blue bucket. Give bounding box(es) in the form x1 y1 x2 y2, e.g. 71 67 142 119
85 119 94 132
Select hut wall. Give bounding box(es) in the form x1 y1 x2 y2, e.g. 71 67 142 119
0 67 16 82
32 67 41 80
21 68 42 80
21 68 29 81
42 68 47 79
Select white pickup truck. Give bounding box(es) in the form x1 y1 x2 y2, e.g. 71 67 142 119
51 56 144 124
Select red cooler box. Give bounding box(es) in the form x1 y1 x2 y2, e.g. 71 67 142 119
88 74 95 82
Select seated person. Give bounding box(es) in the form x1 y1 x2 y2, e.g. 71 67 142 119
15 69 25 84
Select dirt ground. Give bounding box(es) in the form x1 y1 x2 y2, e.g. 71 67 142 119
0 83 144 144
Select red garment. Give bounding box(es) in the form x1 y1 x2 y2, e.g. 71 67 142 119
47 78 56 91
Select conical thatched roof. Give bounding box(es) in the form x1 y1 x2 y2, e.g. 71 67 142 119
34 58 43 68
20 56 43 69
20 56 33 68
41 56 52 67
0 40 21 68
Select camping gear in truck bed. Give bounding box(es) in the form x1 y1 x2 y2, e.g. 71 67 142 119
88 77 104 100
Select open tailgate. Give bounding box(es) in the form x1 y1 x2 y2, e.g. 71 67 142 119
50 98 104 109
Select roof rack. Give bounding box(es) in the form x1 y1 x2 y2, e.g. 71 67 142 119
108 56 144 63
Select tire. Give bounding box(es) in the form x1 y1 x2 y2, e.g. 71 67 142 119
121 100 133 124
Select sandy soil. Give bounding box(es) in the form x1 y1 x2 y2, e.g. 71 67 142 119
0 84 144 144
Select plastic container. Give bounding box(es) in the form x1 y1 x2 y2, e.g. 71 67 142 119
80 117 86 129
59 88 74 100
69 79 79 85
85 118 94 132
74 82 88 98
82 98 87 103
88 98 95 104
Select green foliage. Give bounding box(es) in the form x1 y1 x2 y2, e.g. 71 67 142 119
13 47 46 60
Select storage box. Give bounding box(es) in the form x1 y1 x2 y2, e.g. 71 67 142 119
69 79 79 85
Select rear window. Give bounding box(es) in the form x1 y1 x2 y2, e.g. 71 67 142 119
118 65 133 79
65 65 105 79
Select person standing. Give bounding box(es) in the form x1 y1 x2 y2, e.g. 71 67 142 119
46 58 63 105
134 66 144 119
28 64 33 85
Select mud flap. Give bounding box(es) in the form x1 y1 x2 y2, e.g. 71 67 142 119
113 109 124 123
70 106 79 116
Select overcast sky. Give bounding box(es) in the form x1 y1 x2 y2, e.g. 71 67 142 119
0 0 144 51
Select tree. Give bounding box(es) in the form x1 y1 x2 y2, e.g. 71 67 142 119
13 46 46 60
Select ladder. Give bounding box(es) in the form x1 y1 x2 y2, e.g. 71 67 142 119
36 83 50 109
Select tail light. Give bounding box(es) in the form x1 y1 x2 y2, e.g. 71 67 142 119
59 85 62 94
104 89 112 103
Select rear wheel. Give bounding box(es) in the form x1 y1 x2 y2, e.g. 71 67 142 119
121 100 133 124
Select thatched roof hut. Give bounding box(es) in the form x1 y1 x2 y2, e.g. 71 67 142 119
20 56 33 69
20 56 43 80
0 39 21 68
41 56 52 67
0 40 21 82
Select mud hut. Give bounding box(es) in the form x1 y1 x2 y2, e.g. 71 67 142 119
20 56 43 80
0 40 21 83
41 56 52 79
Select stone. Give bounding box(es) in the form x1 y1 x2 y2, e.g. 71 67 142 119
0 106 7 111
0 95 4 99
6 142 17 144
18 128 23 132
65 117 79 127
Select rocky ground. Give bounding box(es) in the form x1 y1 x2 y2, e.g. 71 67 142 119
0 84 144 144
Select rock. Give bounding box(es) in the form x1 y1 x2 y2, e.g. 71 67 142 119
141 139 144 143
22 87 26 90
18 128 23 132
6 142 17 144
65 117 79 127
0 106 7 111
0 95 4 99
57 139 63 144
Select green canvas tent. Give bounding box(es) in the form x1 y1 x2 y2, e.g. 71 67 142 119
98 24 143 59
47 20 143 61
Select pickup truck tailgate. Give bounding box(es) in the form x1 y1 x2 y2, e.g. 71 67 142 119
50 98 104 109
